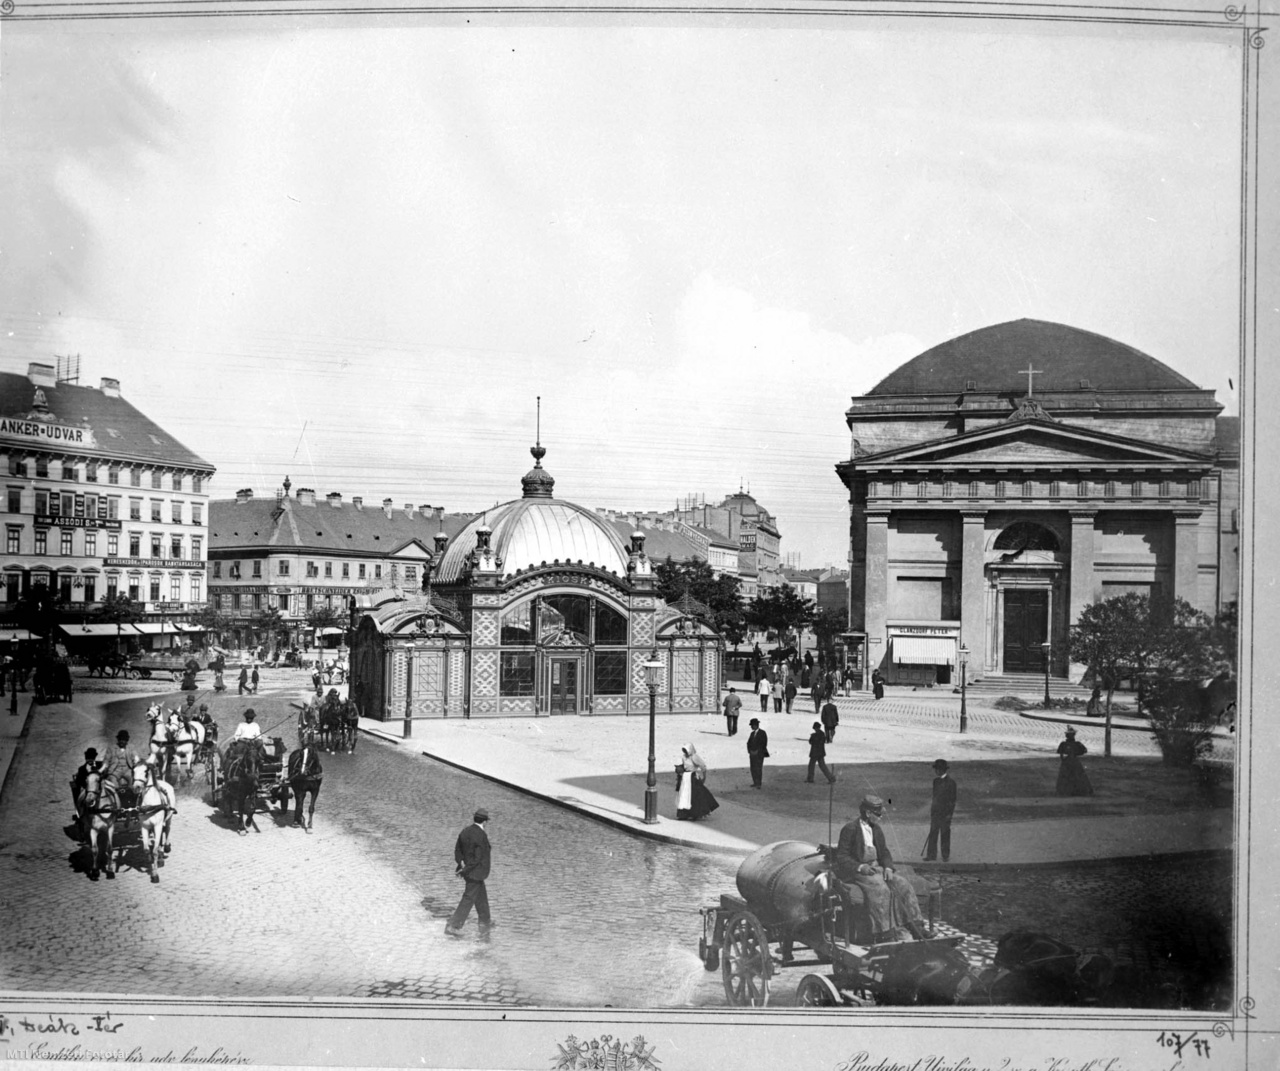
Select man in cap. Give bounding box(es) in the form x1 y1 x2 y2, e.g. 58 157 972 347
71 748 101 841
99 730 144 808
446 808 495 938
746 718 769 789
833 795 929 943
925 759 957 862
806 722 837 784
721 686 741 736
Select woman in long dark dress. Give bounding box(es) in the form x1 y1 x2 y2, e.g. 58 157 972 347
1056 727 1094 796
676 744 719 820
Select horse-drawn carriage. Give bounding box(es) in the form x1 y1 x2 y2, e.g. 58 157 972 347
33 657 73 703
73 761 174 883
298 693 358 754
209 736 292 833
85 650 132 678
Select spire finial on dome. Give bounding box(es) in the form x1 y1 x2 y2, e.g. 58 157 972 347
522 397 555 498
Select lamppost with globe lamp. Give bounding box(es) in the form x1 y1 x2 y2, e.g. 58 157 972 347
642 649 663 824
958 645 969 733
1041 640 1052 708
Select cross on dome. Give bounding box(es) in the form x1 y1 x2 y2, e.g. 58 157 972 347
1017 362 1044 397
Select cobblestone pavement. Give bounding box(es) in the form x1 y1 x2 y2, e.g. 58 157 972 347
0 683 1231 1010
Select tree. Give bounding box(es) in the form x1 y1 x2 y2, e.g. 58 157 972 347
810 606 849 654
250 605 289 655
189 604 231 644
654 557 747 646
305 604 349 631
13 582 63 653
1142 600 1237 767
747 585 816 645
94 591 142 625
1068 592 1152 757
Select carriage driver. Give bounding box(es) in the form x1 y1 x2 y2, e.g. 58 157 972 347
833 795 930 944
196 702 218 742
99 730 143 809
232 708 263 742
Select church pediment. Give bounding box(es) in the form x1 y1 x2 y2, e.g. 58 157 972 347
858 421 1212 469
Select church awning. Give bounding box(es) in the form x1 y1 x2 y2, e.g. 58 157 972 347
892 636 955 665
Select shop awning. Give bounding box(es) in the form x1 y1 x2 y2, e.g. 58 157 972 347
317 627 345 636
174 623 206 633
59 623 144 638
892 636 956 665
132 623 177 635
0 629 42 642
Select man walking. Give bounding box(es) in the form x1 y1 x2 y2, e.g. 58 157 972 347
925 759 957 862
755 674 769 712
446 808 495 938
784 677 797 715
251 664 260 695
806 722 837 784
722 687 742 736
820 695 839 743
238 665 249 696
746 718 769 789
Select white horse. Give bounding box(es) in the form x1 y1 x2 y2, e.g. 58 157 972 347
78 769 121 880
166 710 206 782
146 703 175 781
130 759 176 883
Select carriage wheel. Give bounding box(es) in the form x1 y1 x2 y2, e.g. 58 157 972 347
795 974 842 1008
722 911 771 1007
129 668 142 680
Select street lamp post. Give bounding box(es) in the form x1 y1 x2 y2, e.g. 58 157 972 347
958 645 969 734
403 643 415 740
1041 640 1052 708
642 649 663 825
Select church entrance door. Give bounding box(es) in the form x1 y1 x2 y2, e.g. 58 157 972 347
549 658 578 714
1002 589 1048 673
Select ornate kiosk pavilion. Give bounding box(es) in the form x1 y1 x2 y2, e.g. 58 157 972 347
836 319 1239 686
349 444 724 721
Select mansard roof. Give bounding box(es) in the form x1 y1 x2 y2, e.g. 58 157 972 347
867 319 1201 396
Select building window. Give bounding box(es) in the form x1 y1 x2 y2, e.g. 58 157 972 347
107 533 118 556
192 504 202 525
190 575 202 603
374 564 382 579
106 576 118 599
128 581 140 601
324 561 332 578
306 561 318 578
191 536 202 558
86 462 98 483
278 560 290 576
231 593 241 611
62 464 77 481
248 560 260 578
306 593 314 611
60 575 73 601
171 501 183 524
6 487 20 513
129 498 141 521
172 473 183 491
499 652 535 696
6 527 19 554
192 476 203 494
278 592 290 612
342 562 349 578
36 458 49 478
358 563 366 579
170 576 182 602
170 535 183 559
251 593 262 611
405 565 417 582
150 500 162 522
150 579 161 601
8 457 27 477
35 490 49 515
34 529 47 555
107 497 119 520
129 467 141 487
213 560 221 578
595 603 628 645
593 651 627 695
85 531 97 556
129 533 140 556
61 492 75 516
151 470 162 490
108 465 119 485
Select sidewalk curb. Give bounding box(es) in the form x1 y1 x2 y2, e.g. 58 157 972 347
914 847 1231 873
1018 709 1151 733
0 694 37 806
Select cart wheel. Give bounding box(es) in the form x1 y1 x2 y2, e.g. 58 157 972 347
722 911 771 1007
699 936 720 973
128 668 142 680
795 974 842 1007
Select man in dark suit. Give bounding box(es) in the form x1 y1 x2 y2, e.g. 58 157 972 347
925 759 957 862
806 722 837 784
820 696 839 742
446 808 495 937
834 795 927 943
746 718 769 789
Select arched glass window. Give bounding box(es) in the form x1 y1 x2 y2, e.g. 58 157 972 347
595 602 627 645
541 594 590 644
993 521 1059 552
500 601 533 645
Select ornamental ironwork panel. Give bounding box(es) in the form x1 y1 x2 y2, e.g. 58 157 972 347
672 650 698 695
472 649 498 698
473 609 499 646
448 648 466 703
630 612 655 649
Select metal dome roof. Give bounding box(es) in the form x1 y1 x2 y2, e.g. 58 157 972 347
433 445 631 583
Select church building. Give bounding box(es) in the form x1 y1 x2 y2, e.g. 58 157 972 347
836 320 1239 686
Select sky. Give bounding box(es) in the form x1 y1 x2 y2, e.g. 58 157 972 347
0 14 1244 569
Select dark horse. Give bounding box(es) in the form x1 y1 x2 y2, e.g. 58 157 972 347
283 742 323 832
220 739 264 836
339 698 359 754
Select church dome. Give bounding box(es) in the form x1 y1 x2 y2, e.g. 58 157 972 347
868 319 1200 396
433 446 631 583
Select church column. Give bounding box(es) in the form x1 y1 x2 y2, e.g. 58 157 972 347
1068 510 1097 683
960 511 986 680
1173 509 1204 612
864 511 890 676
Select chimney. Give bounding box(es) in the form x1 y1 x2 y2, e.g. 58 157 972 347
352 497 363 510
435 506 444 522
327 492 342 508
27 362 56 388
382 497 393 517
235 488 254 504
99 377 121 398
297 487 316 506
418 504 431 518
405 503 415 518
